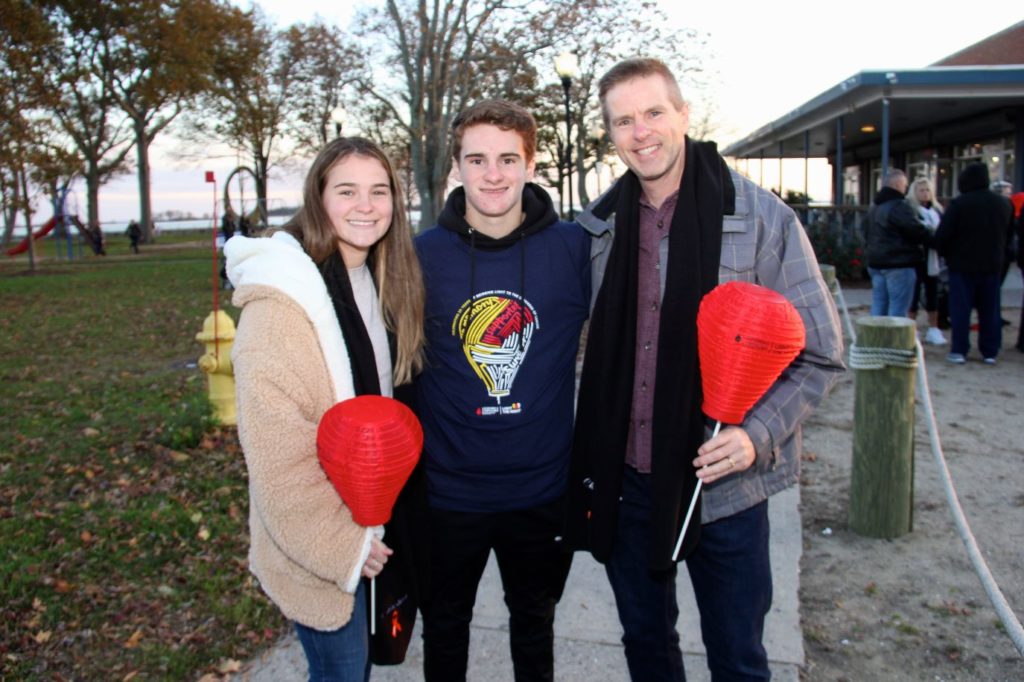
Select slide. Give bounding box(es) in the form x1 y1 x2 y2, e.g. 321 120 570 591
5 216 58 256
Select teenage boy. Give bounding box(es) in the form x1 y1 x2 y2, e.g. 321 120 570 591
414 99 590 682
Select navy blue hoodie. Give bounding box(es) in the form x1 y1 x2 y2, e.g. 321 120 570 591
415 184 590 512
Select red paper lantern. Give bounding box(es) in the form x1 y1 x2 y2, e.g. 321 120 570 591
316 395 423 526
697 281 806 424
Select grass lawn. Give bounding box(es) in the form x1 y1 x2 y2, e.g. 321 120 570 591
1 235 286 680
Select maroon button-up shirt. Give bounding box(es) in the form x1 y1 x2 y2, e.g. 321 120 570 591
625 190 679 472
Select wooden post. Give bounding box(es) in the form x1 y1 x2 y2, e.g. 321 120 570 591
819 264 837 295
848 316 916 538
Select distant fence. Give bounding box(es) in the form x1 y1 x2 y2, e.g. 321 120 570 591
791 205 871 282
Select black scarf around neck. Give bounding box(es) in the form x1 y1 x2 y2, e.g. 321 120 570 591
320 251 383 397
570 138 730 570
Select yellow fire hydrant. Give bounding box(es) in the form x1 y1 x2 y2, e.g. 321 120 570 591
196 310 237 426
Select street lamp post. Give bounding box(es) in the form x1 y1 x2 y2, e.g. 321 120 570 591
331 106 347 139
554 52 579 220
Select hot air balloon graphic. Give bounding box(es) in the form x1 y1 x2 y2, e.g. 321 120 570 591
453 291 538 403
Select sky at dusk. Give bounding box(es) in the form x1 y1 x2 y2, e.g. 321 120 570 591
81 2 1019 225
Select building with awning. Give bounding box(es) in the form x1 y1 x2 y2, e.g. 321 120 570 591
722 21 1024 205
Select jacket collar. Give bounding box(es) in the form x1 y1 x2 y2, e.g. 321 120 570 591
225 232 355 402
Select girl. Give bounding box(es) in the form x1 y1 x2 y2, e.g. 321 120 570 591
906 177 946 345
225 137 425 681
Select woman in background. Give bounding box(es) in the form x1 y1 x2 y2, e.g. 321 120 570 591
907 177 946 345
225 137 425 681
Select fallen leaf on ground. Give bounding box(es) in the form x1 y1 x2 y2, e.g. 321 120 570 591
217 658 242 674
124 629 143 649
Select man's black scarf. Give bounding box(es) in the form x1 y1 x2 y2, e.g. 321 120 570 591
569 138 732 571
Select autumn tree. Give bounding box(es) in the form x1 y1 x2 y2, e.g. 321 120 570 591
184 7 296 226
282 19 362 156
0 0 66 268
531 0 714 209
84 0 237 242
28 3 135 234
352 0 582 231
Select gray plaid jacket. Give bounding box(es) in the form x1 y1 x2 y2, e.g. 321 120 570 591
577 169 845 524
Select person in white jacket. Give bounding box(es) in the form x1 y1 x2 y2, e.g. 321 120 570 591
907 177 946 345
226 137 425 681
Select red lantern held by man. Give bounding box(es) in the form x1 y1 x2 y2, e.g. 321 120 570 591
672 281 805 560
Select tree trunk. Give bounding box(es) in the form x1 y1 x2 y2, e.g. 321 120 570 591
1 177 19 250
135 121 155 243
19 167 36 272
85 164 101 234
254 153 269 227
848 316 916 538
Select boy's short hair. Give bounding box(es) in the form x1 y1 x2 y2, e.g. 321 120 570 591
451 100 537 163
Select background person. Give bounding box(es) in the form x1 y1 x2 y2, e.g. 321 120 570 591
936 163 1014 364
864 169 932 317
225 137 426 681
125 219 142 254
906 177 946 344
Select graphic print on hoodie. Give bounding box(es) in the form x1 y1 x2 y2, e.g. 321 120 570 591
453 289 538 414
415 183 590 512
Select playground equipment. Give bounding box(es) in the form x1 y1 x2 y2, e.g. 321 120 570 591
5 217 58 256
223 165 265 228
4 186 104 258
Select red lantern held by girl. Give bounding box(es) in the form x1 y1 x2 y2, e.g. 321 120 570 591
316 395 423 635
316 395 423 527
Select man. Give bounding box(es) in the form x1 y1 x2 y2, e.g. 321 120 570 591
415 100 590 681
565 58 844 681
126 219 142 254
934 163 1014 365
864 169 932 317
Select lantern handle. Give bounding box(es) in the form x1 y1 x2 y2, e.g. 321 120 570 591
671 420 721 562
371 578 376 636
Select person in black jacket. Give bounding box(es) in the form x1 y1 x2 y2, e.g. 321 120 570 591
864 169 931 317
1017 206 1024 352
935 163 1015 364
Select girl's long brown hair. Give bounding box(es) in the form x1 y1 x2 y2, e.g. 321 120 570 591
283 137 425 385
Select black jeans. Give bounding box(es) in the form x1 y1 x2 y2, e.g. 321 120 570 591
422 499 572 682
606 467 772 682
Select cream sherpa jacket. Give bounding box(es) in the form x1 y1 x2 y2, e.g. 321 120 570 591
226 232 376 631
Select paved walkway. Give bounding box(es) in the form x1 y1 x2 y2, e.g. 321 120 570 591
241 483 803 682
239 266 1023 681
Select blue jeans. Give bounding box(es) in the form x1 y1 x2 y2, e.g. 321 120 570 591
294 580 371 682
606 467 771 681
869 266 917 317
948 270 1002 358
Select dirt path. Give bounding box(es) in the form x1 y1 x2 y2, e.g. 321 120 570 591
798 294 1023 681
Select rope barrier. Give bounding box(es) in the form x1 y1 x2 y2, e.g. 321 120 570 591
831 280 858 344
848 343 917 370
913 339 1024 656
829 278 1024 656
